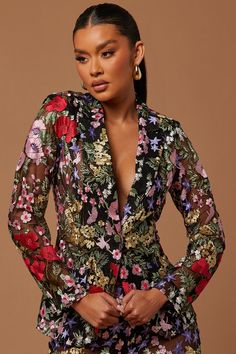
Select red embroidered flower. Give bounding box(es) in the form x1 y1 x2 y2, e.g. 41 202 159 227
45 96 67 112
24 258 30 267
40 245 61 261
191 258 210 278
122 281 130 294
195 279 209 295
14 232 39 251
54 116 77 143
109 262 119 277
29 260 46 281
187 295 193 303
88 285 104 294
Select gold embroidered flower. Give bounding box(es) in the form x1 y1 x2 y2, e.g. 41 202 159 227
124 232 139 249
185 209 200 225
185 345 196 354
80 225 95 239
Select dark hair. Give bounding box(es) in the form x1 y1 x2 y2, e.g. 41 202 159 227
72 2 147 103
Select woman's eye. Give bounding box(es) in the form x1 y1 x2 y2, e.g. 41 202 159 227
75 56 87 63
102 50 115 58
75 51 114 63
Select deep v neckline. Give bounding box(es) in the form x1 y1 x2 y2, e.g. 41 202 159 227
99 98 145 224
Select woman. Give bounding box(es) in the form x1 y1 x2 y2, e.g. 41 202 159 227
8 3 225 354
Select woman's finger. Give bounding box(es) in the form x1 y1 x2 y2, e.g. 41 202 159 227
122 290 135 309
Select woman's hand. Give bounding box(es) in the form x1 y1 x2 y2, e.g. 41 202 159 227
71 292 121 329
122 288 168 327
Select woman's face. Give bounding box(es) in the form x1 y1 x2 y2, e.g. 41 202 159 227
73 23 144 103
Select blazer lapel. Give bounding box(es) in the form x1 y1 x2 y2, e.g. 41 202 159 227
76 92 164 237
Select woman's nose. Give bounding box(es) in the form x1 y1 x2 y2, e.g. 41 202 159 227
89 58 103 76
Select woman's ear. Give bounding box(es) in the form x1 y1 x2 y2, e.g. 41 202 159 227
134 40 145 65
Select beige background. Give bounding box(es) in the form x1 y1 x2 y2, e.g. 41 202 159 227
1 1 235 353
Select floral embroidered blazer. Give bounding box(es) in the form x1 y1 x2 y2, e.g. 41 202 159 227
8 91 225 344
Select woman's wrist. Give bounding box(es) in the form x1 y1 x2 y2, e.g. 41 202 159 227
148 288 168 307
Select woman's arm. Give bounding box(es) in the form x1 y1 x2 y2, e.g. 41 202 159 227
153 120 226 314
8 93 89 310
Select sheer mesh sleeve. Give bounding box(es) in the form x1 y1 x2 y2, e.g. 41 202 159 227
8 94 89 310
154 120 225 314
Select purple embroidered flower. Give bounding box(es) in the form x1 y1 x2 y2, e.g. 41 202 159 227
25 135 44 164
150 137 161 152
124 203 132 215
182 199 192 212
148 115 158 124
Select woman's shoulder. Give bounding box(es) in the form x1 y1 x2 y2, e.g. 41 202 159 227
145 102 182 131
42 89 87 106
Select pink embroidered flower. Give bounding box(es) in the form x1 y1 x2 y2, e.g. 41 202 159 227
151 325 159 333
44 146 51 156
92 112 103 120
16 196 24 208
45 95 67 112
67 258 74 268
40 305 46 318
58 203 64 214
89 198 97 206
25 193 34 204
35 225 45 235
132 264 142 275
112 249 121 260
135 335 142 344
99 197 105 205
22 188 28 198
61 293 70 305
115 339 124 350
30 119 46 135
64 275 75 287
120 266 129 279
12 220 21 230
102 331 110 340
24 203 33 212
81 194 88 202
91 121 101 129
151 335 159 346
20 211 31 223
206 198 213 206
25 134 44 164
16 152 26 171
59 240 66 249
129 282 137 290
141 279 150 290
85 185 92 193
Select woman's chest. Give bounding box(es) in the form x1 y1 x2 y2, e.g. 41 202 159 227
104 119 139 217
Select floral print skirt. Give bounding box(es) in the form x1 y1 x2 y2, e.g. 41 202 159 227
48 333 201 353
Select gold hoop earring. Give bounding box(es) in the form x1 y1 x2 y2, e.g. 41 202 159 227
133 64 142 80
81 82 87 90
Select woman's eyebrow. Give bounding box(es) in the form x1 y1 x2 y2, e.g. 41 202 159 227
74 39 118 54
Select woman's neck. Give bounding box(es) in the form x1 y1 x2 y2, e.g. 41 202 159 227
101 91 137 124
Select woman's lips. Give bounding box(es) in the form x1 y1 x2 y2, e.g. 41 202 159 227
92 82 109 92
